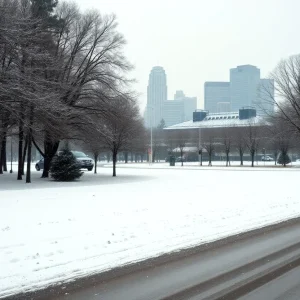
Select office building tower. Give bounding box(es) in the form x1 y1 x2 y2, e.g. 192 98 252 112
230 65 260 111
163 91 197 126
145 66 167 128
204 82 230 113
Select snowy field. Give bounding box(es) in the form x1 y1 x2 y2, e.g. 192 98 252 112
1 166 300 297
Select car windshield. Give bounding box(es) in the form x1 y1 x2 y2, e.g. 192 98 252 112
72 151 87 158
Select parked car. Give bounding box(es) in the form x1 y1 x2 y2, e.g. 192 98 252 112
35 151 94 171
176 156 187 162
71 151 94 171
35 158 44 171
261 155 273 161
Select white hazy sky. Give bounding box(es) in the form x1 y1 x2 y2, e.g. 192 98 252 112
76 0 300 112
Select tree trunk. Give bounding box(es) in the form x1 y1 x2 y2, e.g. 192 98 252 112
239 149 244 166
94 153 98 174
208 153 212 166
42 132 59 178
226 152 230 166
112 151 117 177
283 150 287 167
200 153 203 166
2 138 7 172
1 113 8 172
26 133 32 183
0 138 3 175
131 152 133 162
21 136 28 176
274 151 278 165
17 121 24 180
26 107 34 183
251 151 255 167
124 151 128 163
181 149 184 166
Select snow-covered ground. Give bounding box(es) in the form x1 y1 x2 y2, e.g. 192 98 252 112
1 166 300 297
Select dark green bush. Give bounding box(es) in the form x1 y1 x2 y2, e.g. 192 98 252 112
50 148 83 181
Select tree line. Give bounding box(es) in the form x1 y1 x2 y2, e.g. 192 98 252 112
0 0 145 181
151 118 298 168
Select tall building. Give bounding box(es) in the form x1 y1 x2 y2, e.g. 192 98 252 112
217 102 231 113
145 66 167 128
174 90 185 100
230 65 260 111
163 100 185 127
204 82 230 113
163 91 197 126
173 90 197 121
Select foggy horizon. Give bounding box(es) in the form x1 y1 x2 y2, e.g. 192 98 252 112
75 0 300 111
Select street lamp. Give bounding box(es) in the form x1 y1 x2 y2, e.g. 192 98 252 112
198 127 202 166
147 106 154 164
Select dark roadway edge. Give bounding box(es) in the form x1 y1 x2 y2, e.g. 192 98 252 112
3 216 300 300
161 240 300 300
210 255 300 300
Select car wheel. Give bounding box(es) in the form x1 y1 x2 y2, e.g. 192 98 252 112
87 167 93 171
36 165 40 171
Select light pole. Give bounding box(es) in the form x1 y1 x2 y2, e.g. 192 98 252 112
147 106 154 164
10 137 13 173
150 119 153 164
198 127 201 166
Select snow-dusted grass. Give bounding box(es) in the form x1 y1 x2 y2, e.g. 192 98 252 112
1 166 300 297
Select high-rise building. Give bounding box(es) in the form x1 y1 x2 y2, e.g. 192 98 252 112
162 91 197 126
174 90 185 100
173 90 197 121
230 65 260 111
205 65 274 115
163 100 185 127
217 102 231 113
204 82 230 113
145 66 167 128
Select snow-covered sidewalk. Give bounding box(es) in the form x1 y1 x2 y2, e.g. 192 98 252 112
103 160 300 170
1 167 300 297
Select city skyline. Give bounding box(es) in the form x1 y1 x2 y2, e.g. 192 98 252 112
145 67 197 127
205 65 274 115
75 0 300 112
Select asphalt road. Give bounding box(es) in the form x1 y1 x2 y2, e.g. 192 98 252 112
239 267 300 300
47 220 300 300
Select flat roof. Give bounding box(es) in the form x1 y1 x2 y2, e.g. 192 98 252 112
165 113 266 130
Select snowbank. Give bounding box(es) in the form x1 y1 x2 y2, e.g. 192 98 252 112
1 167 300 297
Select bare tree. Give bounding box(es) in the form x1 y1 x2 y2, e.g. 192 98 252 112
233 128 247 166
262 54 300 137
34 3 133 178
245 121 261 167
269 115 294 167
203 133 216 166
221 128 233 167
98 96 143 176
174 130 190 166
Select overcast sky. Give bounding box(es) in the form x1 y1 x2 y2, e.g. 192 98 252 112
76 0 300 112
